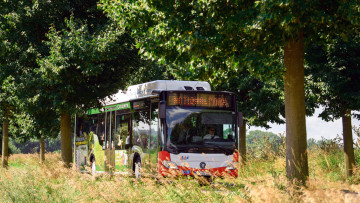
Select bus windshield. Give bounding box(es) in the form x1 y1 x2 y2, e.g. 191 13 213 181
166 106 236 155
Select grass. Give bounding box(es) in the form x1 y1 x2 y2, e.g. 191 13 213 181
0 149 359 202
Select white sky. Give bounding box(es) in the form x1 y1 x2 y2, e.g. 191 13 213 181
249 108 360 140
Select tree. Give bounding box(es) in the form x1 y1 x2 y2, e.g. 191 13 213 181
0 0 67 165
0 1 20 167
124 59 175 86
101 0 360 183
1 0 144 167
8 108 59 163
0 1 80 165
306 34 360 178
307 138 318 150
37 18 141 167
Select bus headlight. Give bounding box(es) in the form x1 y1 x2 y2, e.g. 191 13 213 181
162 160 178 169
226 162 236 170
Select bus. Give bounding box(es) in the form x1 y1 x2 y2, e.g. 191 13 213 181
74 80 242 178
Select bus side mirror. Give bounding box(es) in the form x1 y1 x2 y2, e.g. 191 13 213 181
159 101 166 119
237 112 243 127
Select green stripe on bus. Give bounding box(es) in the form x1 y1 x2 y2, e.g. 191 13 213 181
87 102 131 115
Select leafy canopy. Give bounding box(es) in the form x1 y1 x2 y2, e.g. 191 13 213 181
306 33 360 120
101 0 359 80
37 17 141 114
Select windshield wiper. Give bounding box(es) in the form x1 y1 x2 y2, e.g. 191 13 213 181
166 143 179 154
203 142 234 155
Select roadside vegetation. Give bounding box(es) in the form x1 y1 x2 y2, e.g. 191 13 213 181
1 131 359 202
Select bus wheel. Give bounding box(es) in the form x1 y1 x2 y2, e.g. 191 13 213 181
134 157 141 179
198 176 213 186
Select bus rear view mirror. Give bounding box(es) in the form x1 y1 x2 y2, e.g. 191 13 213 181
237 112 243 127
159 101 166 119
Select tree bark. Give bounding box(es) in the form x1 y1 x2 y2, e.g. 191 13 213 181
40 136 45 164
284 32 309 185
239 120 247 165
342 109 355 178
61 113 72 167
2 109 9 168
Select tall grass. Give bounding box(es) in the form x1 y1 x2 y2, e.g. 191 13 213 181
1 148 359 202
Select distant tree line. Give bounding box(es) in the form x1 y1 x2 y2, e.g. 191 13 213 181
247 129 360 160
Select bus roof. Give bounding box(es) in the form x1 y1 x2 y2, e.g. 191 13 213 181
103 80 211 106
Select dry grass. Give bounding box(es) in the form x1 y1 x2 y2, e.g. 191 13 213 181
0 150 359 202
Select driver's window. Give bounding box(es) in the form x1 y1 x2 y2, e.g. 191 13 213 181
223 124 235 141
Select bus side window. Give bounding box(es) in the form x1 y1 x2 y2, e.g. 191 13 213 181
133 111 150 149
223 124 234 141
88 115 98 146
115 114 130 150
76 117 84 137
89 115 98 135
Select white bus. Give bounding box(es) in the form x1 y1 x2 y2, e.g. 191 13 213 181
74 80 242 178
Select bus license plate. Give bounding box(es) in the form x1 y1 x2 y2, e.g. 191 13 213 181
196 171 210 176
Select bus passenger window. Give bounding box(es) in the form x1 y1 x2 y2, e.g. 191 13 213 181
115 114 130 150
89 116 98 135
133 111 150 149
76 117 84 137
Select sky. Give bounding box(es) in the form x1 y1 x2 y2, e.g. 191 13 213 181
248 108 360 140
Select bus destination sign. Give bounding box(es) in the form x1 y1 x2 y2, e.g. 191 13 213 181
167 92 233 109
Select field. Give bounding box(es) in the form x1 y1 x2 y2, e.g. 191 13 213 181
0 149 360 202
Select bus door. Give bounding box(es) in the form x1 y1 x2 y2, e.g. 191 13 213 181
75 116 88 170
114 113 131 173
149 100 159 173
132 100 151 172
104 111 115 173
92 113 106 172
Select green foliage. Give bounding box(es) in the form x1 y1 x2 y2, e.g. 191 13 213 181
37 17 141 115
354 125 360 138
8 138 21 154
101 0 360 80
123 61 175 86
354 125 360 149
101 0 282 80
306 34 360 120
0 133 21 155
317 136 343 152
317 149 344 181
246 130 285 160
307 138 318 150
11 136 61 154
1 1 146 148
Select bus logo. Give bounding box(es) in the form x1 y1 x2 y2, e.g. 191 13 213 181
200 162 206 169
180 156 189 160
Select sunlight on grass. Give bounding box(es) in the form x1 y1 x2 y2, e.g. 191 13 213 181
0 149 359 202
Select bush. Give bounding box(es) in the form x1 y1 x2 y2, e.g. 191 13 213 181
246 130 285 160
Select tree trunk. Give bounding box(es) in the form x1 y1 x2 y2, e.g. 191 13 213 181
61 113 72 167
284 32 308 185
342 109 355 178
239 120 247 165
40 136 45 164
2 109 9 168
